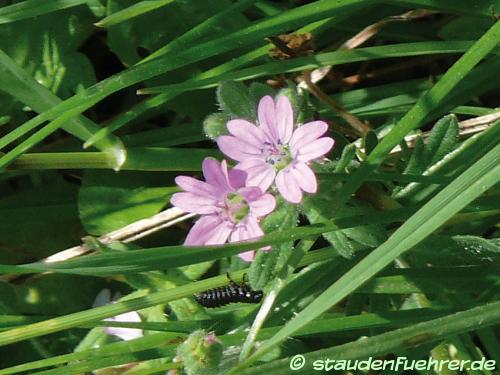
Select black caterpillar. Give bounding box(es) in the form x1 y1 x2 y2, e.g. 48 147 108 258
194 274 263 308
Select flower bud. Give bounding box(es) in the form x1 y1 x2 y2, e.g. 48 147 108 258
176 330 223 375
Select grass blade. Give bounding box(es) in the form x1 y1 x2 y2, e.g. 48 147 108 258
232 140 500 370
239 301 500 374
96 0 176 27
332 19 500 207
0 0 368 169
0 0 88 24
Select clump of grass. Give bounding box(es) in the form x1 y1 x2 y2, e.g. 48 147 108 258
0 1 499 374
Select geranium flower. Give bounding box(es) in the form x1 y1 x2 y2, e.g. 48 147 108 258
171 158 276 262
217 95 334 203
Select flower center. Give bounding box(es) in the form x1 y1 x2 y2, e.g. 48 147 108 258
262 141 292 171
224 192 250 223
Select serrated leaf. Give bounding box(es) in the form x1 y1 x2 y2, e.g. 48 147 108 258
408 234 500 266
394 115 459 197
203 112 230 141
248 199 299 290
343 224 386 248
424 114 459 166
325 230 355 259
303 192 386 258
216 81 256 121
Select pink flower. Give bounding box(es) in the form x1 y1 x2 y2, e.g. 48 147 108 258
171 158 276 262
217 95 334 203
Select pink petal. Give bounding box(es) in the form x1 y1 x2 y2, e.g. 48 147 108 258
289 162 317 193
238 186 263 202
170 192 218 214
227 119 266 148
228 168 247 189
237 185 276 217
276 95 294 143
245 217 271 252
236 159 276 192
296 137 334 162
230 217 265 262
257 95 279 141
185 215 232 246
276 168 303 203
239 250 256 262
230 225 249 259
217 135 262 162
205 221 234 245
249 193 276 217
246 216 265 237
289 121 328 153
230 225 243 242
202 158 230 190
175 176 221 199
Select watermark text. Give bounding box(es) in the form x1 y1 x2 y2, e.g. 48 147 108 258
289 355 496 372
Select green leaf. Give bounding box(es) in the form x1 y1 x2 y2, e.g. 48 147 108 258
0 0 90 25
303 193 385 258
424 114 459 166
203 112 230 141
0 34 124 158
216 81 256 121
395 118 500 202
96 0 176 27
14 274 102 315
0 5 96 99
407 234 500 266
248 199 299 290
141 0 257 63
342 223 386 248
404 136 426 175
333 144 357 172
248 82 275 103
0 179 82 261
78 170 175 235
106 0 249 66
